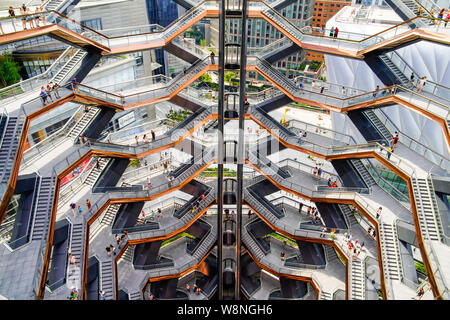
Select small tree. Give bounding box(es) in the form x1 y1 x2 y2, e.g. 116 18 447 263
224 71 235 83
0 53 21 88
199 73 212 83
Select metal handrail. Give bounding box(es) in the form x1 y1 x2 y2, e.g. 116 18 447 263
373 108 450 172
278 158 343 184
6 171 41 250
22 105 85 161
383 50 450 100
2 0 447 55
426 244 450 299
252 56 450 123
0 47 78 101
254 0 450 47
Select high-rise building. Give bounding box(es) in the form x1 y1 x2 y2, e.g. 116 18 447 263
146 0 180 75
227 0 315 80
307 0 352 62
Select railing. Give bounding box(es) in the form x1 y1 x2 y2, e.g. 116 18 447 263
3 0 449 58
172 37 211 58
253 107 425 207
373 109 450 173
363 158 411 207
286 119 356 147
103 118 176 144
253 56 450 121
49 120 212 187
414 0 443 18
120 156 176 182
255 0 450 51
425 244 450 299
20 73 183 163
247 227 271 255
46 248 69 291
186 225 212 255
71 56 213 108
112 219 159 234
316 185 371 194
93 74 171 97
251 107 295 138
21 105 85 166
0 211 17 241
6 172 41 250
248 38 292 57
383 51 450 100
247 187 351 236
278 158 343 185
0 47 79 101
166 107 209 137
247 150 291 179
32 236 48 298
58 156 96 201
141 197 187 217
133 258 175 270
283 258 326 270
288 73 366 97
173 188 212 219
283 144 415 213
4 0 447 58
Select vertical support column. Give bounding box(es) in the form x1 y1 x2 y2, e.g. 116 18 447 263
217 0 226 301
235 0 248 300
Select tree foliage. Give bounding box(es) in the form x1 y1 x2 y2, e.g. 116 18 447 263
0 53 21 88
199 73 212 83
224 71 236 83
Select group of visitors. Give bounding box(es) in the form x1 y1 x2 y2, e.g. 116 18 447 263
6 2 46 33
139 207 163 222
386 131 399 160
297 129 308 144
68 287 79 300
190 193 207 214
185 283 202 295
66 246 77 269
366 225 376 240
166 174 175 188
312 166 323 178
327 177 339 188
294 77 326 94
408 72 428 93
309 205 322 224
329 26 339 38
418 7 450 26
298 203 323 225
69 199 92 216
40 82 60 105
343 232 365 258
78 134 90 146
106 231 128 257
114 231 128 249
224 208 236 221
69 202 83 215
135 130 156 145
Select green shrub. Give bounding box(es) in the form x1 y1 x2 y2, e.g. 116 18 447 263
415 262 427 274
0 53 21 88
129 159 140 167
